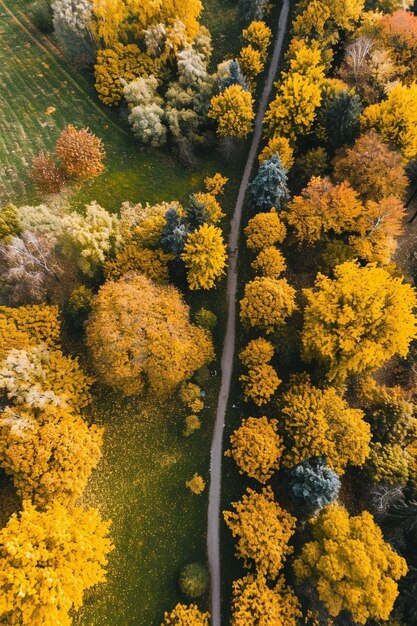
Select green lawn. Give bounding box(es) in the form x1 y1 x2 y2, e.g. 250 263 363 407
0 0 240 210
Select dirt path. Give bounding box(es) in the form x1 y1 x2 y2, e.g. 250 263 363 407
206 2 290 624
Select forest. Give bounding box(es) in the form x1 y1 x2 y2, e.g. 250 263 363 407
1 0 417 625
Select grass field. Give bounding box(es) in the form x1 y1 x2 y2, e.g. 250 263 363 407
0 0 240 210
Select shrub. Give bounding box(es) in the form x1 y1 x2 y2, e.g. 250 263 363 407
179 563 209 597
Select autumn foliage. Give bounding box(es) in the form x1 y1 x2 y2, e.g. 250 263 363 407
0 501 113 626
224 486 296 579
302 261 417 379
294 504 408 624
56 125 106 179
86 273 214 396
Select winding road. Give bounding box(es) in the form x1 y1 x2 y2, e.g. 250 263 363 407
206 1 290 624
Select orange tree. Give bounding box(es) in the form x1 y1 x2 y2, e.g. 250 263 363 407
86 273 214 396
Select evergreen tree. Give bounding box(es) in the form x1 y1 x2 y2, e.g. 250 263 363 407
219 60 250 92
286 457 341 511
185 196 208 231
250 155 289 211
161 207 189 255
325 91 362 150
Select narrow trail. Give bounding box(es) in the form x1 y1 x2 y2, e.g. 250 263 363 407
206 2 290 624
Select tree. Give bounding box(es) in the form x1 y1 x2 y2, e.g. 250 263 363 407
223 486 296 579
179 563 209 598
368 442 410 485
218 59 250 92
0 403 102 506
325 89 362 149
249 155 289 211
286 456 341 511
177 48 208 85
238 45 263 84
86 274 214 396
61 202 120 277
181 224 227 290
251 246 286 277
161 603 209 626
30 151 65 193
0 304 60 360
380 10 417 84
56 125 106 179
244 209 287 250
0 344 92 411
361 82 417 161
226 416 284 483
208 85 255 139
51 0 94 65
284 177 364 244
239 337 274 368
160 207 189 255
238 0 268 23
231 574 301 626
333 131 408 201
265 73 322 141
240 363 281 406
0 501 113 626
258 135 294 169
0 231 62 304
94 43 158 106
105 245 171 283
194 307 217 330
302 261 417 379
357 377 417 446
180 382 204 413
242 20 272 61
0 205 21 243
280 375 371 474
294 504 408 624
240 277 297 333
123 75 167 147
187 192 225 225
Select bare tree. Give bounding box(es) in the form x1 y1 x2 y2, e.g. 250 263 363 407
0 231 62 303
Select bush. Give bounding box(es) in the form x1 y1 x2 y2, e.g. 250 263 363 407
183 415 201 437
179 563 209 597
195 307 217 330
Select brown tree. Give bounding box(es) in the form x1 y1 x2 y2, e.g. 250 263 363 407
56 125 106 179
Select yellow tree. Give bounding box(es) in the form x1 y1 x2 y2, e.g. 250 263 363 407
280 375 371 474
240 277 297 333
86 273 214 396
361 82 417 160
239 337 274 368
0 404 103 507
208 85 255 139
0 344 92 411
226 416 284 483
242 21 272 61
265 72 322 141
238 45 263 84
240 363 281 406
161 603 209 626
302 261 417 379
259 135 295 169
182 224 227 290
0 501 113 626
223 486 296 579
0 304 60 360
294 504 407 624
231 574 301 626
245 209 287 250
251 247 286 277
